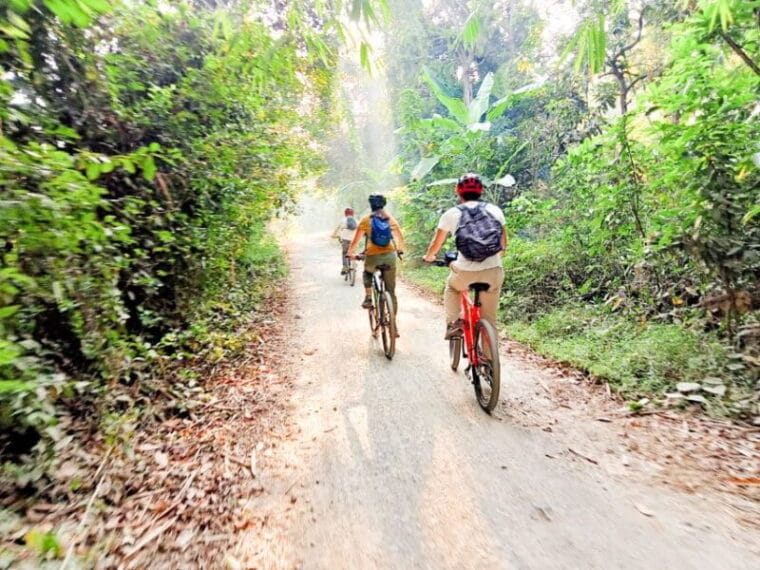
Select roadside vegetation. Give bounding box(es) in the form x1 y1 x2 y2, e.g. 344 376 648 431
379 0 759 418
0 0 367 500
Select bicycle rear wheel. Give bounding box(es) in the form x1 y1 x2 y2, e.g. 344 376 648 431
379 291 396 360
449 337 462 371
349 264 356 286
472 320 501 413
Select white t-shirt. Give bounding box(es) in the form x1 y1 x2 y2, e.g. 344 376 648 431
437 201 506 271
336 219 357 241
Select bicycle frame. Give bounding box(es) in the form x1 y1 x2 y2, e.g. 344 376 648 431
460 290 482 367
370 267 389 337
372 269 386 296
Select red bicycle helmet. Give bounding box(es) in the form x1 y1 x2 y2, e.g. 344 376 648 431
344 208 354 216
456 173 483 196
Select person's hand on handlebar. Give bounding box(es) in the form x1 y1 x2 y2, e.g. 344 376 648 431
422 253 436 263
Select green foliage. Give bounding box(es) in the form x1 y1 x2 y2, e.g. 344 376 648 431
507 306 733 395
563 12 609 74
386 0 759 410
0 0 339 455
401 263 448 296
24 528 62 559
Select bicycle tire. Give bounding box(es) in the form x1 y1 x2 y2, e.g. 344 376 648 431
368 304 377 337
379 291 396 360
449 337 462 371
349 266 356 286
472 320 501 413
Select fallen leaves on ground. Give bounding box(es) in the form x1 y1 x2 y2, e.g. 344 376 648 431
0 290 295 568
500 339 760 528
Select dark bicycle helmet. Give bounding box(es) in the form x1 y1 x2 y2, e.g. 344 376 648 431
456 173 484 196
368 194 387 211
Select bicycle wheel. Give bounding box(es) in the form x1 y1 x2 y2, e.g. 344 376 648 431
379 291 396 360
349 265 356 287
368 304 377 337
472 320 501 413
449 337 462 371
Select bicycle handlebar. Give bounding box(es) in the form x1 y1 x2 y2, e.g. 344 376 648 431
428 251 458 267
351 251 404 261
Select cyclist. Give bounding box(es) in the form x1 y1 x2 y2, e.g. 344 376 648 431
332 208 358 275
422 174 507 339
347 194 405 313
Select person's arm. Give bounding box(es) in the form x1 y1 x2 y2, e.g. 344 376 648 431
331 223 341 239
347 228 365 258
391 217 405 252
423 229 448 263
496 205 507 251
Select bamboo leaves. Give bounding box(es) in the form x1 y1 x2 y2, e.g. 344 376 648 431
701 0 735 31
562 12 608 74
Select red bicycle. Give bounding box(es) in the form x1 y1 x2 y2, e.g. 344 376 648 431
433 252 501 413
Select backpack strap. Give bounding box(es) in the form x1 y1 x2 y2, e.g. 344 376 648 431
455 202 485 227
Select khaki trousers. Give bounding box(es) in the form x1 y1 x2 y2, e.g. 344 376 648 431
340 239 351 267
444 266 504 327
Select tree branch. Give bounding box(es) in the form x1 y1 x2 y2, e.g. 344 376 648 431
719 31 760 77
618 9 646 57
628 73 648 90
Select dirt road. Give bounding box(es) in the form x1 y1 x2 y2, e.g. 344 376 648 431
237 217 759 569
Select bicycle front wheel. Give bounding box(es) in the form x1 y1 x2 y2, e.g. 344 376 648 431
449 336 462 371
472 320 501 413
368 304 377 337
379 291 396 360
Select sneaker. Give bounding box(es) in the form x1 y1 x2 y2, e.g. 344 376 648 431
340 268 347 275
361 296 373 309
444 319 464 340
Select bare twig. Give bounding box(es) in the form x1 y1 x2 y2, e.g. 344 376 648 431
250 448 258 479
567 447 599 465
60 446 114 570
123 514 181 560
283 478 300 495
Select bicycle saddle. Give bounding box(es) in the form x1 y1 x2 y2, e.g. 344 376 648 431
376 264 392 271
469 282 490 292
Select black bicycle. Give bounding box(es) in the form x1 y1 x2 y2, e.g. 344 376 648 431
355 254 396 359
343 255 357 286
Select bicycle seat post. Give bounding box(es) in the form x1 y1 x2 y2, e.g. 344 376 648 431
469 282 490 307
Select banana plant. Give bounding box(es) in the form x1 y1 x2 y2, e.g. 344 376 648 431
408 68 542 183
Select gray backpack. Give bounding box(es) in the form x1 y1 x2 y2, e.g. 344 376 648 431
454 203 503 262
345 216 357 230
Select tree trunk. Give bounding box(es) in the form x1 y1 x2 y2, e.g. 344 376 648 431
460 51 473 105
